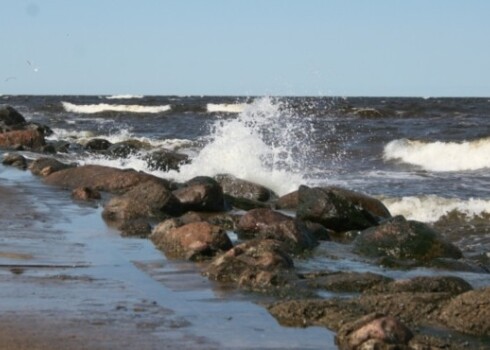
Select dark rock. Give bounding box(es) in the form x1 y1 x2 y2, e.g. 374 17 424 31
304 221 331 240
119 220 152 238
267 298 363 330
84 138 112 151
29 157 74 176
236 208 318 252
106 140 150 158
44 165 169 193
48 140 71 153
102 180 181 222
0 105 26 130
215 174 275 202
173 176 225 212
0 129 45 149
354 215 463 262
304 271 393 293
366 275 473 296
144 149 189 171
223 194 271 211
296 185 379 232
71 187 101 201
151 221 232 260
439 286 490 336
335 313 413 350
2 153 27 170
205 239 295 291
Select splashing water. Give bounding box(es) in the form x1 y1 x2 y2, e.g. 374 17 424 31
166 97 315 195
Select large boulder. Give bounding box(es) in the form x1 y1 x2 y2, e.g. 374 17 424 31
439 286 490 336
304 271 393 293
354 215 462 262
44 165 168 193
0 105 26 131
335 313 413 350
2 153 28 170
29 157 74 176
102 180 181 222
106 139 150 158
0 129 45 149
236 208 317 252
296 185 379 232
204 239 295 291
214 174 275 202
151 221 232 260
84 138 112 151
173 176 225 212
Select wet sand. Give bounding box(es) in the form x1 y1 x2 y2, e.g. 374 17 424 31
0 164 333 349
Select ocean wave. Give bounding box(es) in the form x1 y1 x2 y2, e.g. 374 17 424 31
383 138 490 171
382 195 490 222
62 101 171 114
206 103 248 113
105 94 144 100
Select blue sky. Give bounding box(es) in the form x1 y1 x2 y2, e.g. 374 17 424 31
1 0 489 96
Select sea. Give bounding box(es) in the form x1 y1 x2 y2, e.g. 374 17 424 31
1 94 490 347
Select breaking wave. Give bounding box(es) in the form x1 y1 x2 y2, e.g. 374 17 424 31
383 138 490 171
62 101 171 114
382 195 490 222
105 94 144 100
206 103 248 113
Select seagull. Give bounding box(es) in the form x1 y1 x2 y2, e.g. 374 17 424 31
26 60 39 73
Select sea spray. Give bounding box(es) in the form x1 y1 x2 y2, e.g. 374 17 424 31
165 97 317 195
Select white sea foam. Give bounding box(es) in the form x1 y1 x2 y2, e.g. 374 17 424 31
105 94 144 100
62 101 171 114
383 138 490 171
382 195 490 222
207 103 248 113
163 97 313 195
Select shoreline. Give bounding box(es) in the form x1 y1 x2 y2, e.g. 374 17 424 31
0 162 333 349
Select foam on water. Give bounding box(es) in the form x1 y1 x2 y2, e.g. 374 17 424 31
105 94 144 100
384 138 490 171
62 101 171 114
164 97 315 195
382 195 490 222
206 103 248 113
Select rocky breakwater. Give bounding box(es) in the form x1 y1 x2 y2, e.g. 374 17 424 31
1 107 489 349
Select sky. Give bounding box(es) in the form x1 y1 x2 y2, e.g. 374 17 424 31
1 0 489 97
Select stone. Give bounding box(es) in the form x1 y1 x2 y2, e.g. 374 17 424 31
335 313 413 350
84 138 112 151
173 176 225 212
236 208 318 252
354 215 463 262
0 129 45 149
2 153 27 170
296 185 379 232
304 271 393 293
144 149 189 172
0 105 26 130
151 221 232 260
29 157 74 176
71 187 101 201
215 174 275 202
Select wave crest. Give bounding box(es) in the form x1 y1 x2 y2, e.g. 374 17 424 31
206 103 248 113
62 101 171 114
383 138 490 171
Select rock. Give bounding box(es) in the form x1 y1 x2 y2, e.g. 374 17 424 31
357 292 451 326
144 149 189 171
236 208 318 252
304 271 393 293
29 157 74 176
205 239 295 291
267 298 363 330
0 129 45 149
71 187 101 201
2 153 27 170
151 221 232 260
275 190 299 210
215 174 275 202
223 194 271 211
366 275 473 296
0 105 26 130
296 185 379 232
439 286 490 336
173 176 225 212
84 138 112 151
354 216 463 262
335 313 413 350
102 180 181 222
304 221 332 241
119 220 152 238
44 165 168 193
106 140 150 158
